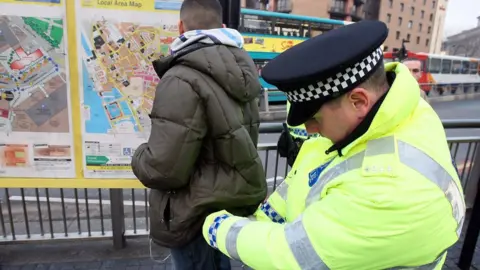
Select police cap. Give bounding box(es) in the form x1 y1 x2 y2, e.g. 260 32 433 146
262 20 388 127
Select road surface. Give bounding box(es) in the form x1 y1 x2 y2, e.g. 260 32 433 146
1 98 479 239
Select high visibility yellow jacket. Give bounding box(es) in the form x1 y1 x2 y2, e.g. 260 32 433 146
202 63 465 270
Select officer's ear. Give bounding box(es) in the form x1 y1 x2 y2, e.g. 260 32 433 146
347 88 371 117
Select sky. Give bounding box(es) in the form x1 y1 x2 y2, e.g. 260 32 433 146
444 0 480 37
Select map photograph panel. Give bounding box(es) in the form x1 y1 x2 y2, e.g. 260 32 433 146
0 15 69 134
81 18 178 135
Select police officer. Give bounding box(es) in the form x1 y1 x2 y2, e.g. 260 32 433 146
202 21 465 269
277 100 321 167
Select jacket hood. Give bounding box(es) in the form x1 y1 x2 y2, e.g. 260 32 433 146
152 29 261 103
339 62 422 156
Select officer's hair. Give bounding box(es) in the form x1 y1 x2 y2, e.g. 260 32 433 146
359 64 389 94
180 0 223 31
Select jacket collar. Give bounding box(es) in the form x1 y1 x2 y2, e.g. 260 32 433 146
327 63 421 157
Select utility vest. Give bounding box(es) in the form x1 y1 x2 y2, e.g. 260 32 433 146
204 63 466 270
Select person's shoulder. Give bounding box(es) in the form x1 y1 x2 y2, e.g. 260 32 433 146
154 70 198 97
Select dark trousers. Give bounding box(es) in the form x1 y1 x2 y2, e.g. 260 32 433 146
170 234 232 270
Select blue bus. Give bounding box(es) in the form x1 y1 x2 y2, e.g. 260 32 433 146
239 8 350 104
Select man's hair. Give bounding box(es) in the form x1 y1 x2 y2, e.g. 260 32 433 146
359 64 389 93
180 0 223 31
327 64 388 107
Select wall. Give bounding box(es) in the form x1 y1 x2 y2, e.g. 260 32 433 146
289 0 330 18
444 27 480 58
379 0 436 52
429 0 448 53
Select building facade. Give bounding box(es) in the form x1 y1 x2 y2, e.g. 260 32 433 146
429 0 447 53
377 0 446 53
241 0 447 53
241 0 364 21
442 17 480 58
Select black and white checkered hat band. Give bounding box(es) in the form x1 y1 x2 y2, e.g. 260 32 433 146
287 47 383 103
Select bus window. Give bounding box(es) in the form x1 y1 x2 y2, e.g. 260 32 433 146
451 60 461 74
461 61 470 74
428 58 441 73
441 59 452 74
242 14 274 34
469 62 478 74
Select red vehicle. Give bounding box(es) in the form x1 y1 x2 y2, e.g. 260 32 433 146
383 51 435 94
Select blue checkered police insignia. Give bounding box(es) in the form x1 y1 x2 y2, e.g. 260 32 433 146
207 214 230 248
260 202 286 224
308 158 335 187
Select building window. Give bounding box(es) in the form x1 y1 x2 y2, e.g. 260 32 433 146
423 0 426 4
421 10 424 18
398 17 403 26
426 38 430 46
389 0 393 8
432 0 436 8
407 33 411 41
416 36 420 44
387 13 391 23
384 46 389 51
400 3 404 11
396 31 400 40
277 0 293 13
408 20 413 29
430 13 433 21
332 0 346 11
411 7 415 15
418 23 422 31
428 26 431 33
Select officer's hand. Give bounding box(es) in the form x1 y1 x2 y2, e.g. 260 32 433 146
202 210 232 246
278 123 294 158
277 130 291 158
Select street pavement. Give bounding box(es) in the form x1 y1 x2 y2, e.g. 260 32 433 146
0 98 479 268
0 213 475 269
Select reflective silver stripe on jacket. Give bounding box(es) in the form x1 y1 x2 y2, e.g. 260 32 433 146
225 219 252 260
275 180 289 201
223 136 464 269
284 216 447 270
397 140 465 237
306 136 465 235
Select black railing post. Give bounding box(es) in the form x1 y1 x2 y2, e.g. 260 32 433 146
110 189 126 249
458 182 480 269
219 0 241 30
458 148 480 269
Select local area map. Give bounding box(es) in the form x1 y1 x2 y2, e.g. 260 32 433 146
0 16 69 133
81 19 177 135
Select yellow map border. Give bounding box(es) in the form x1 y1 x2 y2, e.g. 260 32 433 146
0 0 145 188
0 0 62 6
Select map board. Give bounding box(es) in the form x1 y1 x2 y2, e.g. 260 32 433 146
0 0 76 178
0 0 182 187
76 0 180 179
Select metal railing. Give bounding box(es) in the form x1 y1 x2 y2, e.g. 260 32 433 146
0 120 480 267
